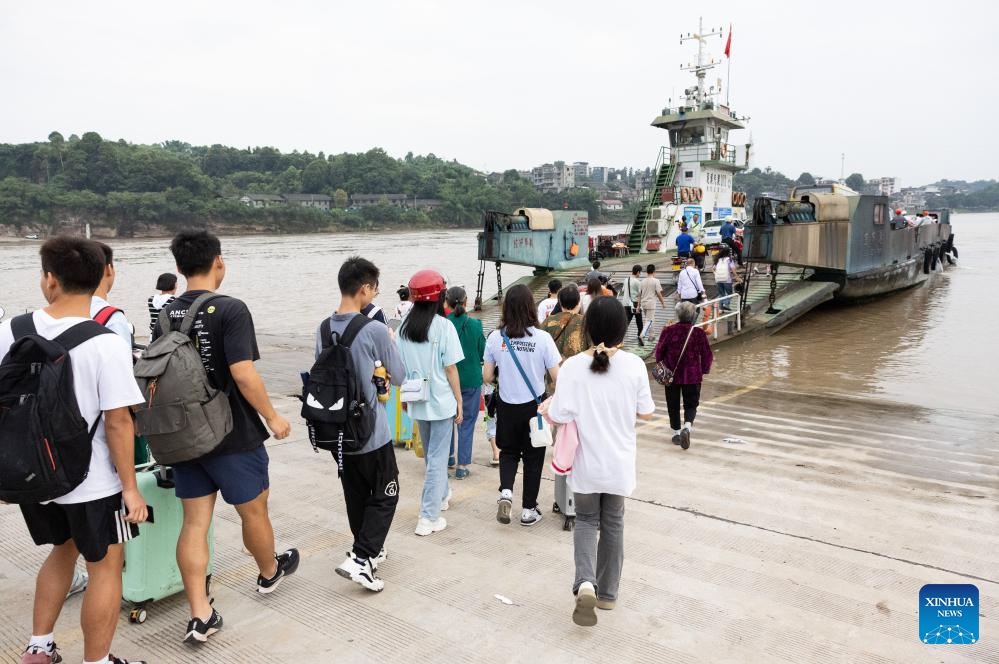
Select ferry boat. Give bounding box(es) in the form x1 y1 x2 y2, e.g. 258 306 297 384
625 19 751 255
743 183 956 300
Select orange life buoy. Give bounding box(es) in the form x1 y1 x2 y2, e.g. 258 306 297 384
696 187 703 201
721 144 728 159
732 192 739 206
680 187 690 203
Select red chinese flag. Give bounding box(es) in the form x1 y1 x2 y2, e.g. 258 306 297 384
724 24 732 58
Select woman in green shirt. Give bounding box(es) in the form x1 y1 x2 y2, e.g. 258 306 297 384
446 286 485 479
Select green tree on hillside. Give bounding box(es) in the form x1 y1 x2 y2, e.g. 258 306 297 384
845 173 865 191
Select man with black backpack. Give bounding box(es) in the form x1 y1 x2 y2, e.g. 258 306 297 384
154 231 298 644
305 256 404 592
0 237 148 664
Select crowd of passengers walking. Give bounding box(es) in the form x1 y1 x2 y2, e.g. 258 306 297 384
0 233 715 663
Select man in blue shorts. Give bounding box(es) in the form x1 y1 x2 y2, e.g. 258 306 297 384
155 231 298 644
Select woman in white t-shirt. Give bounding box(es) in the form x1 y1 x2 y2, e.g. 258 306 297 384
712 244 738 312
483 284 561 527
542 296 656 627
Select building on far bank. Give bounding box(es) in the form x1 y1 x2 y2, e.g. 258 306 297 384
869 177 898 196
531 162 575 192
600 199 624 212
589 166 609 184
572 161 590 181
282 193 332 210
240 194 286 208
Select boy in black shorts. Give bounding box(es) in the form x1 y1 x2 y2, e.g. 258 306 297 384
0 237 148 664
156 231 298 644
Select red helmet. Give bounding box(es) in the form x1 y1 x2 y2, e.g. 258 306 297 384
408 269 446 302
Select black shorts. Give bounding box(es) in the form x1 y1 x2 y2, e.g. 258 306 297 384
20 493 138 563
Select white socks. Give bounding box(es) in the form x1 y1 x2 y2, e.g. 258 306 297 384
672 429 682 436
683 422 693 431
499 489 513 500
83 656 110 664
28 634 54 651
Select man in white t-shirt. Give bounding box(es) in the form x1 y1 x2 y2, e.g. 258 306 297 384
88 242 135 349
536 278 562 324
0 237 147 664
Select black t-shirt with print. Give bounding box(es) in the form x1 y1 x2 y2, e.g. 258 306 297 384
154 290 269 459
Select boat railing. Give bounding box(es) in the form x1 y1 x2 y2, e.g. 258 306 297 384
694 293 742 340
675 143 738 166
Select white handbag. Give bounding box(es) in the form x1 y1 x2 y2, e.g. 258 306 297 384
399 372 428 403
530 413 553 448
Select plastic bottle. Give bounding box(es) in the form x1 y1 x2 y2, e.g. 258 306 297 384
373 361 389 402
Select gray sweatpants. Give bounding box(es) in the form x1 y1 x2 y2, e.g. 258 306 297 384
572 492 626 601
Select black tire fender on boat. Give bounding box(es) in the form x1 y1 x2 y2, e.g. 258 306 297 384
931 245 940 270
922 248 931 274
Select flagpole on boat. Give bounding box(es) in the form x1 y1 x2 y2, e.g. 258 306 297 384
724 23 732 107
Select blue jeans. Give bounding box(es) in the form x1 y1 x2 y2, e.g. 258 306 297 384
456 387 481 466
417 418 453 520
716 281 733 310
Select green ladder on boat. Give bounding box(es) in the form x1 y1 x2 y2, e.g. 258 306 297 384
626 149 675 254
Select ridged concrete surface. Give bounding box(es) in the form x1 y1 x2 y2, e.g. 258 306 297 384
1 347 995 663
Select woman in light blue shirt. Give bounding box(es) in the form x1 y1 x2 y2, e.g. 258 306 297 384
396 270 464 537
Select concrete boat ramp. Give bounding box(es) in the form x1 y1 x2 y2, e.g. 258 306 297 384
1 335 996 663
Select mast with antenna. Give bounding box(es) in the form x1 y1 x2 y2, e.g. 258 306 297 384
680 17 724 109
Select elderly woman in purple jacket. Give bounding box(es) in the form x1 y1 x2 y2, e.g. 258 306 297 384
653 301 713 450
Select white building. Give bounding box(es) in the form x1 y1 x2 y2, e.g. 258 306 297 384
531 163 575 192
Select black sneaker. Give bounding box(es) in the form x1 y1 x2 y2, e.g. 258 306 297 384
184 608 223 644
680 428 691 450
671 434 681 445
108 655 146 664
256 548 301 594
20 643 62 664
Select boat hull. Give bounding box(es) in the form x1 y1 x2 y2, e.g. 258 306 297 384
815 254 950 301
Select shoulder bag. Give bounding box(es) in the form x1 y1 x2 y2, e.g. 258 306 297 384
652 324 696 386
501 331 552 447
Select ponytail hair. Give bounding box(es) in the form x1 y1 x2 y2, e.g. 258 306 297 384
584 297 627 374
446 286 467 317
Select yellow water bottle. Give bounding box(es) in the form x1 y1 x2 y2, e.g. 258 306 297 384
373 361 390 402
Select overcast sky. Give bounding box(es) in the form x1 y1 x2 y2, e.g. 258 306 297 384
1 0 995 187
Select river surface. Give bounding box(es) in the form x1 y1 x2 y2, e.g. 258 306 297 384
0 216 995 418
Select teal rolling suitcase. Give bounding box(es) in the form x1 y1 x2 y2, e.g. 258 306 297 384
122 464 214 624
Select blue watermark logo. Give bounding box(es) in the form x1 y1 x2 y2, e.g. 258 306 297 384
920 584 978 644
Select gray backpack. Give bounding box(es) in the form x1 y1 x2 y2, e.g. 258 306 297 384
133 292 233 464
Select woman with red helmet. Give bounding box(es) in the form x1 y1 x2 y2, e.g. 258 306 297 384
483 284 562 527
396 269 465 537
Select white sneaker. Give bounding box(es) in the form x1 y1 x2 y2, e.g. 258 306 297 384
441 487 453 511
370 548 387 571
573 581 598 626
67 568 88 597
415 517 447 536
335 553 384 592
520 507 543 527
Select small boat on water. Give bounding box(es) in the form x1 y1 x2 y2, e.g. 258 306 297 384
24 234 39 240
743 183 956 300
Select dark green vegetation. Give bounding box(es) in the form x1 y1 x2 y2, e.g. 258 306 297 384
0 132 600 234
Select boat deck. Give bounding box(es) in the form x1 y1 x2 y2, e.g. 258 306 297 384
2 340 994 663
470 251 823 357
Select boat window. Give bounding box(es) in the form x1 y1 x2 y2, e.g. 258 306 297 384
873 203 885 225
684 170 694 178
